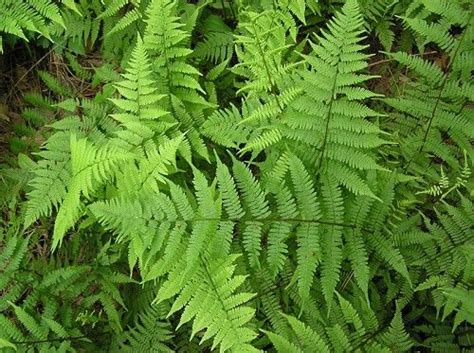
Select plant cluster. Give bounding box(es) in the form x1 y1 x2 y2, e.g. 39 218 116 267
0 0 473 352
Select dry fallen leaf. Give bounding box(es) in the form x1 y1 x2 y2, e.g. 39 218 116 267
0 102 9 122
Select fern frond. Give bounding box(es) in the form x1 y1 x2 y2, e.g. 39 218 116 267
378 305 413 352
9 303 47 340
290 0 385 181
387 0 474 172
0 0 65 52
233 9 297 96
110 36 171 151
159 255 259 352
144 0 206 107
121 305 173 352
194 31 234 64
53 135 134 249
24 147 71 228
320 175 344 314
232 158 270 268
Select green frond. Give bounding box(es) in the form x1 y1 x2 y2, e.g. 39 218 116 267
24 148 71 228
216 156 244 220
344 230 370 302
0 234 29 301
443 288 474 326
201 104 254 149
184 168 219 276
61 0 81 15
98 0 129 19
0 338 16 351
144 0 206 107
384 51 444 84
194 31 234 64
265 298 397 353
336 293 366 342
110 36 171 151
287 155 322 300
265 330 302 353
267 219 293 278
120 305 173 352
387 0 473 172
0 0 73 53
365 177 411 285
320 175 344 313
370 231 412 284
110 8 142 36
98 0 148 36
162 255 259 352
38 70 74 97
53 135 134 249
379 305 413 352
232 0 387 196
233 9 297 96
232 158 270 268
9 303 47 340
284 315 331 352
41 317 68 338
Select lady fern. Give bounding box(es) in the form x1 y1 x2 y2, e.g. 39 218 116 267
1 0 473 351
0 0 65 52
385 0 474 175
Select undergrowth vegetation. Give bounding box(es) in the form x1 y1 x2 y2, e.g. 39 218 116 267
0 0 473 352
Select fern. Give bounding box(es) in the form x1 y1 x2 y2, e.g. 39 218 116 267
23 135 72 228
143 0 212 160
379 305 414 351
120 304 173 352
162 255 258 352
0 220 130 351
287 0 386 192
385 0 474 174
194 31 234 64
98 0 150 36
264 297 408 353
358 0 412 51
415 196 474 330
0 0 65 52
109 36 171 152
319 176 344 313
144 0 205 106
206 0 387 198
3 0 474 351
52 134 133 249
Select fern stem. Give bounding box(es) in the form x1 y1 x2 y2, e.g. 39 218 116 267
123 213 361 230
317 61 340 171
192 217 361 230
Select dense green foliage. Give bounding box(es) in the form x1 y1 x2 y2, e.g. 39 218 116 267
0 0 473 352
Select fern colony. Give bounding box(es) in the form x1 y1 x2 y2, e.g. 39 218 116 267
0 0 473 351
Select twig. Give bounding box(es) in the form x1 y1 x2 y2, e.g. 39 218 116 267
12 334 94 345
6 46 58 101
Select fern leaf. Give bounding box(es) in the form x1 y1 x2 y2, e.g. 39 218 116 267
320 175 344 314
53 135 133 249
